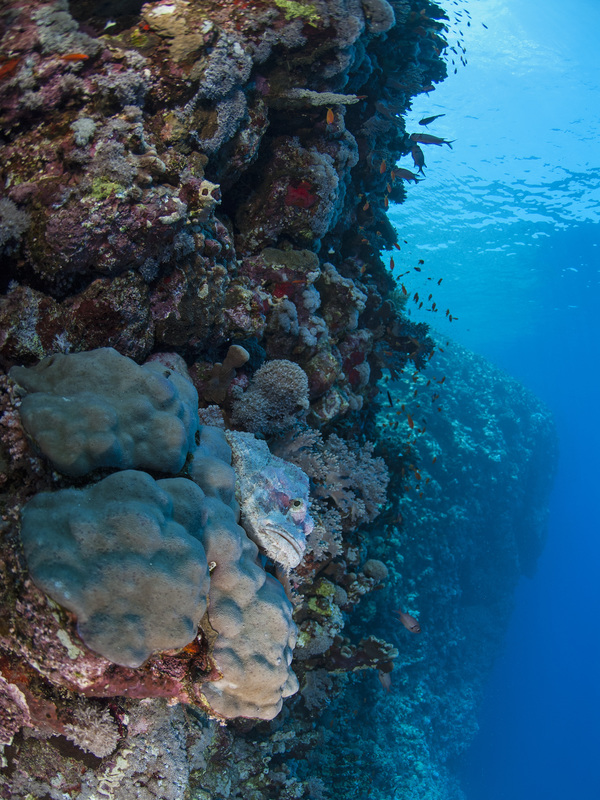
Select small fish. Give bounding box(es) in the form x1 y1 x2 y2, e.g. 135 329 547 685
378 670 392 691
390 256 395 270
413 292 419 301
362 201 370 211
60 53 90 62
411 145 426 173
401 284 408 295
437 277 443 285
419 113 446 126
418 259 425 265
326 107 335 125
414 266 422 272
380 159 387 174
407 413 414 429
432 456 437 463
395 610 421 634
439 376 446 384
393 242 402 250
384 195 389 209
410 132 454 148
395 167 420 184
0 57 20 80
387 390 394 407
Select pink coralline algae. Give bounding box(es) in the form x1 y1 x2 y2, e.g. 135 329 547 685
285 180 318 209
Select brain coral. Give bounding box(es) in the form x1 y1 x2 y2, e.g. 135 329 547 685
10 347 200 477
20 470 211 669
230 358 310 435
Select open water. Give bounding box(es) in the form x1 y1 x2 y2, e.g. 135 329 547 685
390 0 600 797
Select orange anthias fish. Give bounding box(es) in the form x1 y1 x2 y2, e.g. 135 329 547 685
395 610 421 633
0 57 20 80
326 107 334 125
60 53 90 62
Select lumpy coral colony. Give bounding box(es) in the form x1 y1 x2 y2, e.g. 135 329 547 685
0 2 558 799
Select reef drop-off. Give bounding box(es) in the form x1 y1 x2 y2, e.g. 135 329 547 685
0 2 557 799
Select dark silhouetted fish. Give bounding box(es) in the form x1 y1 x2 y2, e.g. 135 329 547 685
419 113 446 126
411 145 426 173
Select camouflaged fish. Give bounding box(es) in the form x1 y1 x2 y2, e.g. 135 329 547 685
225 430 313 571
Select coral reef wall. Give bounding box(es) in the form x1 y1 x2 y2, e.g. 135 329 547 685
0 1 557 799
309 336 558 800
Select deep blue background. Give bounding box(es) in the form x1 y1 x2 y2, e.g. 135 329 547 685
459 224 600 800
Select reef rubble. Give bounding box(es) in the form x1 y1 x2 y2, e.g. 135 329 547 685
0 2 557 799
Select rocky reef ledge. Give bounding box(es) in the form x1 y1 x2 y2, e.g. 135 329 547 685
0 2 557 799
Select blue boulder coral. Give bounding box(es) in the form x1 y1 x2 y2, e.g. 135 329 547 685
10 348 200 477
20 470 211 669
12 346 301 719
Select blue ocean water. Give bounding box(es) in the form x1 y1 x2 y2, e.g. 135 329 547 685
390 0 600 797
